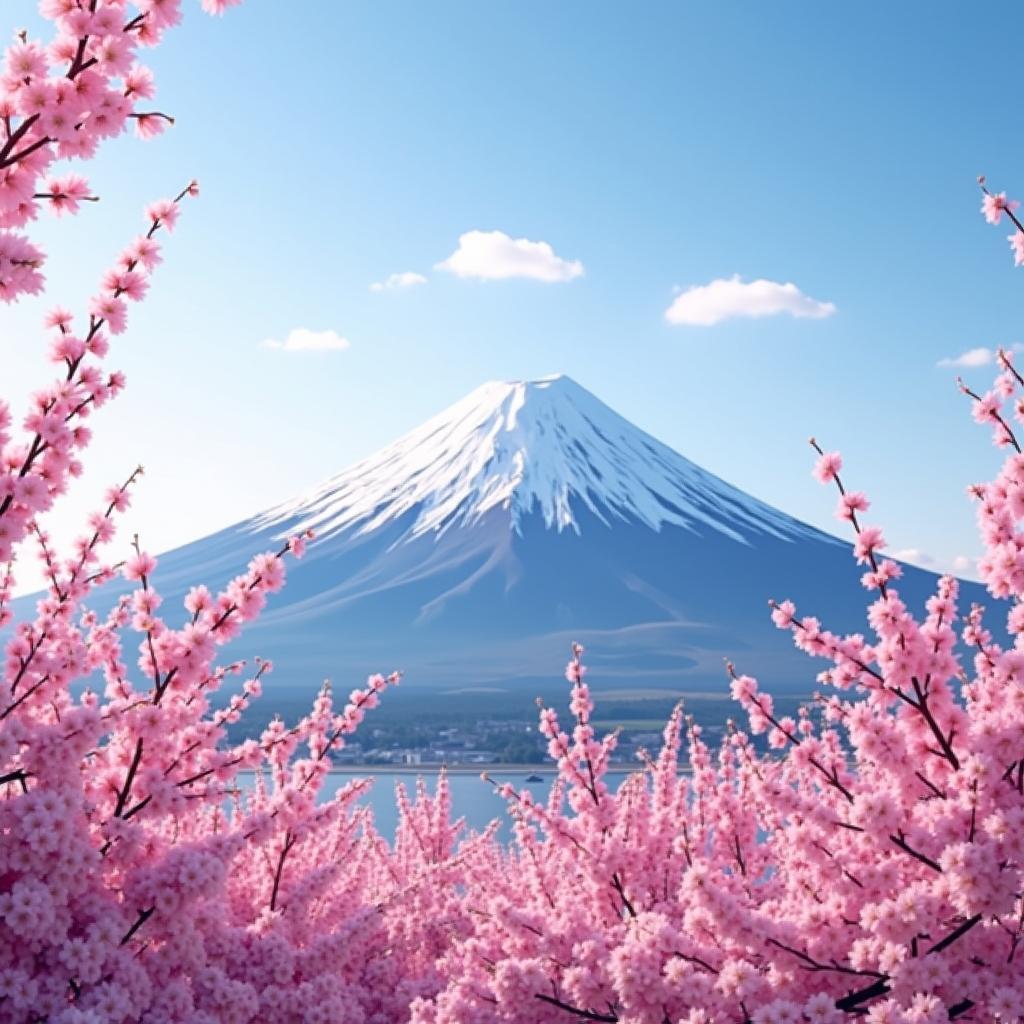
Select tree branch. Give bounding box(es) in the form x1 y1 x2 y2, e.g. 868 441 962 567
534 993 619 1022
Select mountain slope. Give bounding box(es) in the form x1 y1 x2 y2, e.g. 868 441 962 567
120 374 973 701
254 374 818 544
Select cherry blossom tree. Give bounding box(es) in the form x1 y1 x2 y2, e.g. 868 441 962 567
0 4 451 1022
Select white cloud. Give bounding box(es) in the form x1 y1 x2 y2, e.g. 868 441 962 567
261 328 351 353
436 229 584 283
370 271 427 292
937 343 1024 369
890 549 977 579
890 548 935 567
664 275 836 327
937 347 994 369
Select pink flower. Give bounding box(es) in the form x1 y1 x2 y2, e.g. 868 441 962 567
145 198 179 232
1009 231 1024 267
123 551 156 581
812 450 842 484
835 490 870 522
44 306 73 332
101 269 148 302
201 0 244 14
565 658 586 685
972 391 1001 425
122 236 162 272
185 584 212 615
982 191 1020 225
770 599 796 628
729 674 758 704
43 175 93 217
4 42 47 81
248 552 284 591
39 104 79 142
89 5 124 37
89 294 128 334
996 370 1016 398
134 113 169 140
103 485 131 512
124 65 156 101
853 525 885 564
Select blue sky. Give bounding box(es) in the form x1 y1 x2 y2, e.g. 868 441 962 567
4 1 1023 590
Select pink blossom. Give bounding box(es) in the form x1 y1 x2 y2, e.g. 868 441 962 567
4 42 47 81
729 673 758 703
982 191 1020 225
132 112 164 140
101 268 149 302
971 390 1001 425
145 198 179 232
185 584 212 615
44 306 73 331
123 550 156 581
41 175 93 219
88 293 128 334
202 0 244 14
124 64 156 101
835 490 870 521
812 450 842 484
770 598 796 628
1009 230 1024 267
123 235 162 272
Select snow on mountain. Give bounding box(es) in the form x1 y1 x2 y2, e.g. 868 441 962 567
14 374 976 704
252 374 821 546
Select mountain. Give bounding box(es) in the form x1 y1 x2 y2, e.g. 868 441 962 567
115 373 973 701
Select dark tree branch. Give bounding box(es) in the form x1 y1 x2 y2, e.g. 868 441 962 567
534 993 619 1022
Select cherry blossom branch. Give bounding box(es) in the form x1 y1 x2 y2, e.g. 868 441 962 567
534 993 619 1022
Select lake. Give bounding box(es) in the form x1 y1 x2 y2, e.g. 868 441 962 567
293 768 640 839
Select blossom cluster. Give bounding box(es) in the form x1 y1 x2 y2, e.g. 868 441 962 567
0 4 455 1022
409 355 1024 1022
979 176 1024 267
0 180 196 579
0 0 239 304
3 369 425 1021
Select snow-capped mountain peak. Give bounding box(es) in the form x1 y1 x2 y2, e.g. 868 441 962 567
40 374 954 696
254 374 818 545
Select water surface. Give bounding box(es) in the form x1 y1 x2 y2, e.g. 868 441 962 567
313 768 638 839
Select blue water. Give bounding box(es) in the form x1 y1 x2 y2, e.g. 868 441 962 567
303 769 637 839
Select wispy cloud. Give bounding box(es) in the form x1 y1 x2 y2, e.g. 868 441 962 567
261 328 351 353
890 547 935 567
891 548 976 579
936 347 995 369
370 271 427 292
436 229 584 283
664 275 836 327
936 343 1023 369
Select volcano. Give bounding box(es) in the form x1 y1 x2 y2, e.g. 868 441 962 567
120 374 969 700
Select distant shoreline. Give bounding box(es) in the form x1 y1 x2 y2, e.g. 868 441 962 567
321 764 692 776
326 764 561 776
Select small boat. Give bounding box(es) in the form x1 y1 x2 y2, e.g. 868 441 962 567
524 774 544 783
